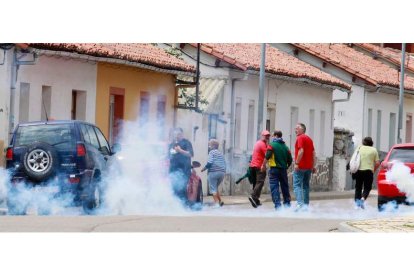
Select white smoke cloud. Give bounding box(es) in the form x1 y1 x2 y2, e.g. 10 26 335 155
386 161 414 203
101 120 186 215
3 176 77 215
0 167 9 205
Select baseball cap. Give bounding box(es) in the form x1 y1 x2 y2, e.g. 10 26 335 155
261 130 270 136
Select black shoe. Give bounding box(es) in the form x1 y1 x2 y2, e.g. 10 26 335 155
256 199 262 206
219 201 224 207
248 196 257 208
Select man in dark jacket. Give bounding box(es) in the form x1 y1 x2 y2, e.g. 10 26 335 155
169 127 194 206
265 130 293 210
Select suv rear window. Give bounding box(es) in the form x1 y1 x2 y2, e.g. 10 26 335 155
14 124 75 151
388 147 414 163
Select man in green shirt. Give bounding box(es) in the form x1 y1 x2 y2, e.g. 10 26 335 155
265 130 293 210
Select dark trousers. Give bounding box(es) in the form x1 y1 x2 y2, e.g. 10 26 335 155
354 170 373 201
250 167 267 202
268 167 291 208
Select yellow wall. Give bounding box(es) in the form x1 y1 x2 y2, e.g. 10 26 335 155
96 63 177 141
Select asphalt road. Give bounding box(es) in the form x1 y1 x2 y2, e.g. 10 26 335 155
0 196 398 232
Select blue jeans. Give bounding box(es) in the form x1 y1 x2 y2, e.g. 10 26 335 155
293 169 312 206
268 167 291 209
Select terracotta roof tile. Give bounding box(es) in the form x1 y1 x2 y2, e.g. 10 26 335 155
29 43 195 73
294 43 414 91
197 43 351 90
356 43 414 73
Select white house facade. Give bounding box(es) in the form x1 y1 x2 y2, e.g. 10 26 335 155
274 43 414 153
16 54 97 124
170 43 350 195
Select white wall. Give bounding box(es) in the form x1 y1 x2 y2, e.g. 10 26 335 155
16 55 97 123
333 85 365 146
268 79 334 158
0 49 13 166
334 84 414 153
366 92 398 152
176 44 337 194
404 97 414 144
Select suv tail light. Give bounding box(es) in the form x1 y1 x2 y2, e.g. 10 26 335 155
77 144 86 157
6 148 13 161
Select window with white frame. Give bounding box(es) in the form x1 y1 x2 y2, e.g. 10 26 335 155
389 112 396 149
247 100 255 150
19 83 30 123
309 109 315 139
235 97 242 149
41 86 51 121
319 110 326 155
367 108 373 137
376 110 382 150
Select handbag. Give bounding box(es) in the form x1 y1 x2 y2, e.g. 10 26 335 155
349 146 361 174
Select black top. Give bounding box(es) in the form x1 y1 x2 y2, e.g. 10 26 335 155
168 138 194 175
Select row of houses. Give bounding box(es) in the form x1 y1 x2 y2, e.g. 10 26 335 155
0 43 413 195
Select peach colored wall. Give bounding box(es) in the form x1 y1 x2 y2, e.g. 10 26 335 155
95 63 177 141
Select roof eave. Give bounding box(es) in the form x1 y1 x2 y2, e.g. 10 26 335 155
354 43 414 74
31 48 196 76
245 69 351 92
291 43 379 87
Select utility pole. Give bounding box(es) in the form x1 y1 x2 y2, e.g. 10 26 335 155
397 43 406 144
195 43 200 112
257 43 266 139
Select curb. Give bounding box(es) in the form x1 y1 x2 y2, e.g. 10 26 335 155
338 221 364 232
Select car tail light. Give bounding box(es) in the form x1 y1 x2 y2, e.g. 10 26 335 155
68 177 80 184
77 144 86 157
6 148 13 160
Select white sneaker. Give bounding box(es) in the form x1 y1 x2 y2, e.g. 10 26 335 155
294 204 303 212
212 203 221 209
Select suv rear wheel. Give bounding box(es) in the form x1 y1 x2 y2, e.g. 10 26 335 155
82 174 102 214
21 142 58 182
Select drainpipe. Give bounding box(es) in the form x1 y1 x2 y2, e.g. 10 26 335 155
9 48 18 140
8 47 38 140
195 43 200 112
229 75 248 195
398 43 406 144
257 43 266 139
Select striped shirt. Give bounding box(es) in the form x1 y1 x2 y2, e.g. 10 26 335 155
206 149 226 173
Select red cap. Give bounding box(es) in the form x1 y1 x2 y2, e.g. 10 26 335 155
261 130 270 136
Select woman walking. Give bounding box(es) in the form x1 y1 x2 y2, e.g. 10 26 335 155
201 139 226 207
353 137 380 209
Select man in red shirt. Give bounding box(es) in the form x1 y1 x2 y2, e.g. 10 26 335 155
248 130 270 208
293 123 316 211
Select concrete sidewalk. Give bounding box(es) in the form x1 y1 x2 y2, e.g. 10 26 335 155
209 190 356 205
0 190 355 216
215 190 414 233
3 190 414 233
339 216 414 232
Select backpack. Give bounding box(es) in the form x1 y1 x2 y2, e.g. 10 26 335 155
349 146 361 174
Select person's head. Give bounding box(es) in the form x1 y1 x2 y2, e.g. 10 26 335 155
172 127 184 141
273 130 283 138
362 136 374 146
261 130 271 142
295 123 306 135
208 139 220 150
